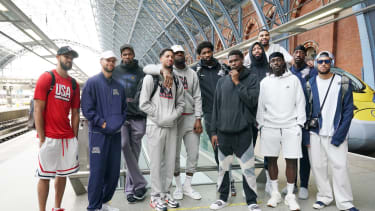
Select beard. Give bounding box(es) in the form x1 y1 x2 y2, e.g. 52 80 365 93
254 54 262 61
60 61 72 71
272 63 287 76
174 57 185 66
104 67 114 73
318 69 331 75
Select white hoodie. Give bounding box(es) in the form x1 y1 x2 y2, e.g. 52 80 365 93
256 71 306 129
143 64 203 118
139 64 185 127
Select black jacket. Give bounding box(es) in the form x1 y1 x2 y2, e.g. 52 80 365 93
249 42 270 86
211 67 259 134
192 58 225 115
113 59 146 119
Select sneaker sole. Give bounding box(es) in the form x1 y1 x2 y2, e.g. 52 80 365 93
285 200 300 211
209 203 228 210
133 195 146 200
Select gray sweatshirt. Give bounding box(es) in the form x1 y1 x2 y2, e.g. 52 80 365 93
143 64 203 118
139 64 185 127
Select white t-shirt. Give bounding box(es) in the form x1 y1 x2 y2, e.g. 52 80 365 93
244 43 293 67
316 74 341 136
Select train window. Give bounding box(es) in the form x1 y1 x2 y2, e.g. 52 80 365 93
331 68 365 92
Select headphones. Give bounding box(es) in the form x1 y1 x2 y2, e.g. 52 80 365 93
314 51 335 69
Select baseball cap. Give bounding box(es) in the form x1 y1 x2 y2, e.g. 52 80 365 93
120 44 134 54
100 51 117 60
171 45 185 53
57 46 79 58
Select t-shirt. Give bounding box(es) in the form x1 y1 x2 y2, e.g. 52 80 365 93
316 74 341 136
34 69 80 139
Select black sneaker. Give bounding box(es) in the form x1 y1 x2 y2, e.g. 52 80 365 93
127 194 137 204
134 187 147 200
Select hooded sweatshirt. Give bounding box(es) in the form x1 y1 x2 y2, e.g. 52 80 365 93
256 71 306 129
249 42 270 86
211 67 259 134
143 64 203 118
191 58 225 115
113 59 146 119
139 64 185 127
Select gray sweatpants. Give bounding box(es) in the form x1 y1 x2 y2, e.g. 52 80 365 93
121 118 147 195
175 114 200 174
146 124 178 196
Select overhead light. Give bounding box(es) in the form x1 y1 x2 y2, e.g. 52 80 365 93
25 29 42 40
0 3 8 11
297 8 342 26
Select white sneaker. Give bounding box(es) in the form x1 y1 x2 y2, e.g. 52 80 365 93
284 194 300 211
183 186 202 200
248 203 261 211
267 191 282 207
101 203 119 211
164 193 179 208
173 188 183 200
298 187 309 200
209 200 228 210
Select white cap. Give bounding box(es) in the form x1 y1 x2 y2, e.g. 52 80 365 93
171 45 185 53
100 50 117 59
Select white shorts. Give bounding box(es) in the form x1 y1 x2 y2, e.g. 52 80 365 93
37 137 79 179
260 126 302 159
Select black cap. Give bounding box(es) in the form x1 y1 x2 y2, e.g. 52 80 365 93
120 44 134 54
269 52 284 61
294 45 306 53
57 46 78 58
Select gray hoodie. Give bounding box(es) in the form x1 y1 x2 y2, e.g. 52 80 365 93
143 64 203 118
139 64 185 127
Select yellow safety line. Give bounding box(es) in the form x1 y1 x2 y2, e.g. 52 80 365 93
168 201 263 211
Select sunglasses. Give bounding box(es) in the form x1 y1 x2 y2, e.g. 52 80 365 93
317 59 331 64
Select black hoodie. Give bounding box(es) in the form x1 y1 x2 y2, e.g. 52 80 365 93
249 42 270 87
113 59 146 119
192 58 226 115
211 67 258 134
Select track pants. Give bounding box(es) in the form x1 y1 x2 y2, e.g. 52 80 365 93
146 125 177 196
175 114 200 174
308 132 354 210
121 118 147 195
217 129 257 205
87 132 121 211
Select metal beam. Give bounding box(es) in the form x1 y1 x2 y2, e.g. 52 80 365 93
272 0 287 24
127 0 144 43
354 2 375 88
250 0 269 30
186 9 208 41
160 0 198 49
216 0 241 42
195 0 228 48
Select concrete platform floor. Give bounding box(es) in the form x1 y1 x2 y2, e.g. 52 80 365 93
1 131 375 211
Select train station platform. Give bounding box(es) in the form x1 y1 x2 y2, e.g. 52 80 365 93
1 131 375 211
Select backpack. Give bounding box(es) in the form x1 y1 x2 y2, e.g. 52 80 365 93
28 71 77 130
133 74 179 109
305 74 350 120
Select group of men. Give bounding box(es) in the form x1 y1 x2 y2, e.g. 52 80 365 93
34 28 358 211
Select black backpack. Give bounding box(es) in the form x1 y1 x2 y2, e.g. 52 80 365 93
28 71 77 129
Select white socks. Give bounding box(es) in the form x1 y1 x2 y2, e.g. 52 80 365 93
287 183 295 195
271 179 278 193
175 175 182 190
184 175 193 189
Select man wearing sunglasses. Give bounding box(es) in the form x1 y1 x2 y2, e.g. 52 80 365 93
306 51 358 211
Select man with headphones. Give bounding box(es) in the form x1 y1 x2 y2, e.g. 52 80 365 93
306 51 358 211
